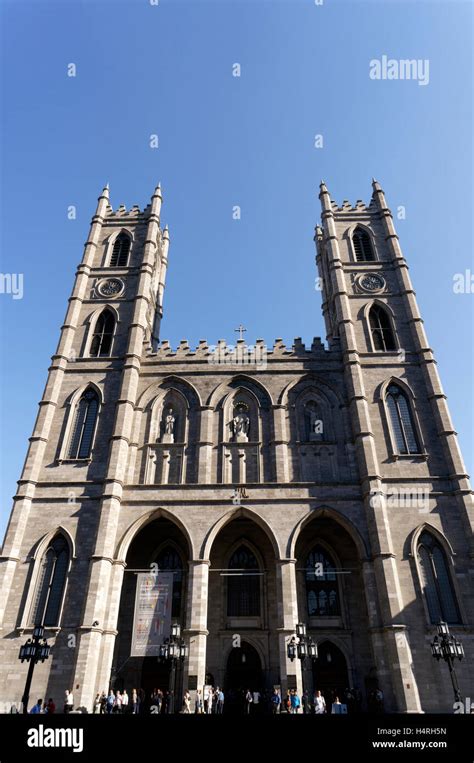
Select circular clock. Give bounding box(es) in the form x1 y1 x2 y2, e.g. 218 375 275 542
97 278 124 297
359 273 385 292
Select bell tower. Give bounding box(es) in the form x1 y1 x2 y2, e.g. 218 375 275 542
315 179 474 712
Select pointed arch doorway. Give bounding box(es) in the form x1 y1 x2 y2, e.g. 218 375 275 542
225 642 263 713
312 641 349 705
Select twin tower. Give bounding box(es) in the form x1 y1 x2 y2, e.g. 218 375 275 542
0 180 472 712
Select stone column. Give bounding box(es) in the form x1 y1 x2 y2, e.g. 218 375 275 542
362 544 422 712
197 407 214 483
94 561 126 696
271 405 290 483
276 559 303 700
183 560 210 705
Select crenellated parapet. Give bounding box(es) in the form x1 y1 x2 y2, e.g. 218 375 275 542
147 335 331 360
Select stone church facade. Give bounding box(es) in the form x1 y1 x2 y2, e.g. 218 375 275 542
0 180 472 713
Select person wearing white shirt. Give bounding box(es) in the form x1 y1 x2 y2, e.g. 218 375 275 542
64 690 74 714
313 690 326 714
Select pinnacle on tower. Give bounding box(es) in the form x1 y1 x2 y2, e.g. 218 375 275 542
149 182 163 217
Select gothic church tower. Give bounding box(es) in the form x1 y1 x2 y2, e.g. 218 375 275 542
0 180 472 714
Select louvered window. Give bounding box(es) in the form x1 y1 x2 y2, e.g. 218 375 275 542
30 536 69 626
353 227 375 261
90 310 115 357
386 384 421 454
369 304 396 351
417 533 460 624
110 233 130 267
68 388 99 459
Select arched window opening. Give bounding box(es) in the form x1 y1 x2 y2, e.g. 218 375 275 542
67 388 99 459
417 532 460 624
90 309 115 357
305 546 340 616
386 384 421 455
110 232 130 267
369 304 396 351
154 546 183 618
227 545 260 617
30 535 69 626
353 227 375 261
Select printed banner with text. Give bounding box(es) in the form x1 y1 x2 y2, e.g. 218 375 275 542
131 572 173 656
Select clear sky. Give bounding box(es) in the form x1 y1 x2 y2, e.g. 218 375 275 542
0 0 472 540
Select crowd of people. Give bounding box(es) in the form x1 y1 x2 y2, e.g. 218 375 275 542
26 685 384 715
28 689 74 714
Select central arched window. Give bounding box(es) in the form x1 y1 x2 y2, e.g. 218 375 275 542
386 384 421 455
90 309 115 357
67 388 99 459
369 304 396 351
305 546 340 616
417 532 460 624
352 226 375 261
110 232 131 267
227 545 260 617
155 547 183 618
30 535 70 626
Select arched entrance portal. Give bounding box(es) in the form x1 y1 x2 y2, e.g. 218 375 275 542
225 642 263 714
139 657 171 709
313 641 349 706
111 516 190 711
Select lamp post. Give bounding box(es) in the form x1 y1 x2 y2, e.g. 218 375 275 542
431 621 464 705
18 625 51 714
287 622 318 705
158 623 188 714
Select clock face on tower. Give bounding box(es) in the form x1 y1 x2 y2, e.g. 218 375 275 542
358 273 385 293
97 278 124 297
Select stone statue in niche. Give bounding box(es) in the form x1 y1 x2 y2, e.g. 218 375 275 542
230 404 250 443
306 404 323 441
162 408 176 443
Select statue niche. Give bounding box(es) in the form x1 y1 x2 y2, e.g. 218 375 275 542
161 407 176 443
305 401 323 442
230 402 250 443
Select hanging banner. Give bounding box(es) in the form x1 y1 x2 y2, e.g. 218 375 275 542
130 572 173 656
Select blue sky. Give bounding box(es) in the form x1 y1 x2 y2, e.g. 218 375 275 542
0 0 472 539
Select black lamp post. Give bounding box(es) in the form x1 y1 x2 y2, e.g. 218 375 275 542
287 622 318 663
158 623 188 714
287 622 318 704
18 625 51 714
431 621 464 705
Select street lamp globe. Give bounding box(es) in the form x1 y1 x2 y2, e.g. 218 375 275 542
287 638 297 662
308 641 318 660
296 622 306 638
437 622 449 637
455 640 464 660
